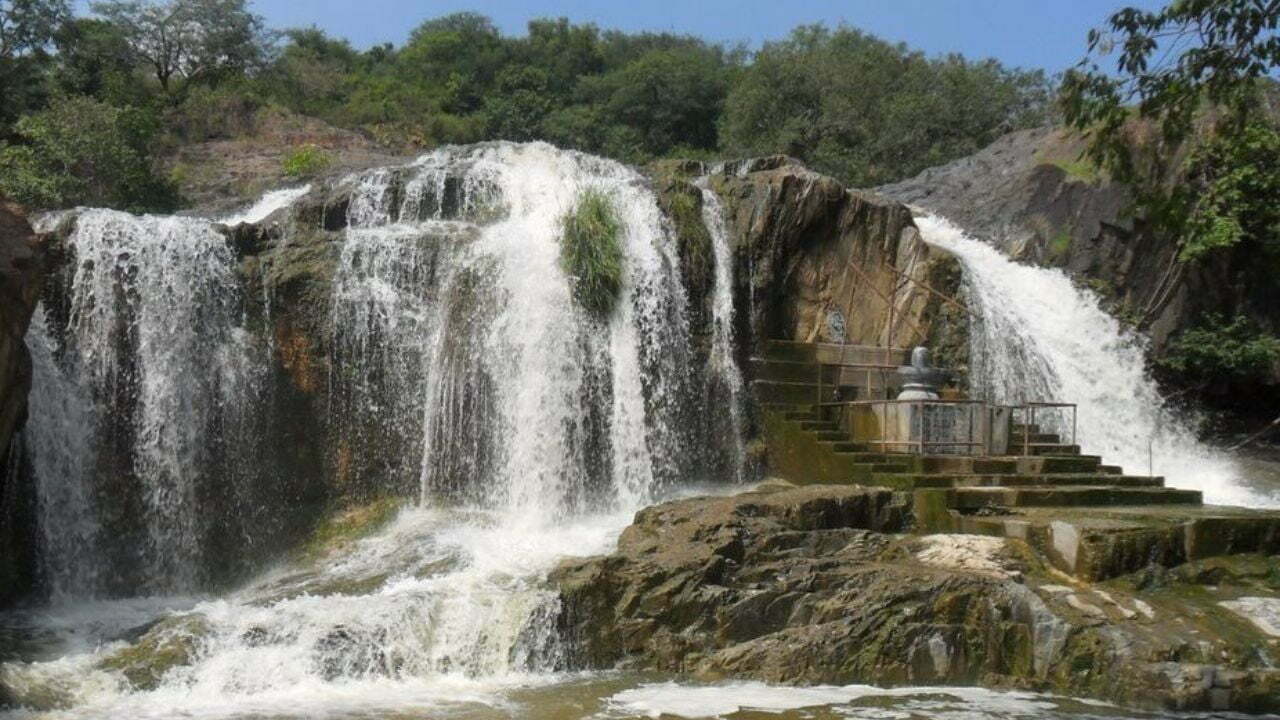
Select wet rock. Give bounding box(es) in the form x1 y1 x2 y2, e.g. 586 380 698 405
97 614 211 690
551 485 1280 712
0 198 45 607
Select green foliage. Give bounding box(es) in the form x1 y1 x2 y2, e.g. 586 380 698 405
281 144 332 178
1159 314 1280 383
1181 121 1280 261
721 25 1051 187
0 94 176 210
90 0 272 95
0 0 71 58
1061 0 1280 261
560 189 625 318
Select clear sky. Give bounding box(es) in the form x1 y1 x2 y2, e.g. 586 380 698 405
241 0 1166 74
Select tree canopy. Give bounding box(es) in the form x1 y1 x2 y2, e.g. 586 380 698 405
0 4 1053 211
1061 0 1280 261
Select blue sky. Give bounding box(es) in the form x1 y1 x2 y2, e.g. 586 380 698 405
243 0 1165 74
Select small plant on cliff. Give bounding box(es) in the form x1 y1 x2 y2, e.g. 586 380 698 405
282 144 332 178
560 188 625 318
1159 314 1280 385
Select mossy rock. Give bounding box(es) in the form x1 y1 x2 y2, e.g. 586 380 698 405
98 615 211 691
295 496 405 563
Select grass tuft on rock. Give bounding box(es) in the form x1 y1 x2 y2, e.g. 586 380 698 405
560 188 625 318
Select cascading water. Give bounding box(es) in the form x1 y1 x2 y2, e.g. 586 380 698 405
0 143 717 718
697 179 747 483
916 214 1277 508
21 209 264 596
332 143 698 514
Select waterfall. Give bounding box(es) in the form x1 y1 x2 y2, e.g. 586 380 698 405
24 209 263 596
25 308 101 599
697 180 747 483
0 143 715 718
331 143 697 515
916 214 1276 508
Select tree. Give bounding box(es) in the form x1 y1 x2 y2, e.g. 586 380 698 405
0 94 177 210
91 0 272 95
1060 0 1280 260
582 46 730 158
52 18 139 101
0 0 69 58
722 25 1050 187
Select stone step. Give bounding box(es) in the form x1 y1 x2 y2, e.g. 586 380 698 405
1028 444 1082 457
1006 432 1062 446
915 456 1019 475
816 441 871 454
1098 465 1123 475
952 485 1201 509
952 504 1280 581
812 431 848 442
1011 423 1042 435
798 420 839 432
1015 455 1102 474
851 462 913 476
872 473 1166 490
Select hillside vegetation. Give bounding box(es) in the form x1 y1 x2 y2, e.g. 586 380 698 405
0 1 1052 212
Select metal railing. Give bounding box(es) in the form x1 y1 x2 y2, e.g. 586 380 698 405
813 398 1077 457
819 398 991 455
1013 402 1077 456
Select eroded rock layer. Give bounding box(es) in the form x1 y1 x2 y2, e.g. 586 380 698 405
552 484 1280 713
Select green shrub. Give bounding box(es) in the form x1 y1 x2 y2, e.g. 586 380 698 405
560 189 625 318
1159 314 1280 383
282 144 333 177
0 95 177 212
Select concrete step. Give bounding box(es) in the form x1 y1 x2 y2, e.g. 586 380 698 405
870 473 1165 490
951 504 1280 581
915 456 1019 475
817 441 871 454
1028 444 1081 457
1098 464 1123 475
1015 455 1102 474
813 431 848 442
1011 423 1042 435
952 485 1201 509
798 420 839 432
1006 432 1062 446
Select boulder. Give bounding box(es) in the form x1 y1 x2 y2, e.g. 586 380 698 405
551 484 1280 712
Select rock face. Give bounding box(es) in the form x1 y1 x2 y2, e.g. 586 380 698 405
878 127 1280 409
0 199 45 605
708 157 964 358
551 484 1280 713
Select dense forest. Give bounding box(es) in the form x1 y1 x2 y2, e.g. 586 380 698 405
0 0 1055 212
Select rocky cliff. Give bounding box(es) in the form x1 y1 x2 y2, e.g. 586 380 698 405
552 484 1280 713
0 200 45 606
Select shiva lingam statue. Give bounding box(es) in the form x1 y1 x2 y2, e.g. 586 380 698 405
896 346 948 400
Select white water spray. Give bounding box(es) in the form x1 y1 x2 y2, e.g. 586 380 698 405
697 180 747 483
916 214 1275 508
